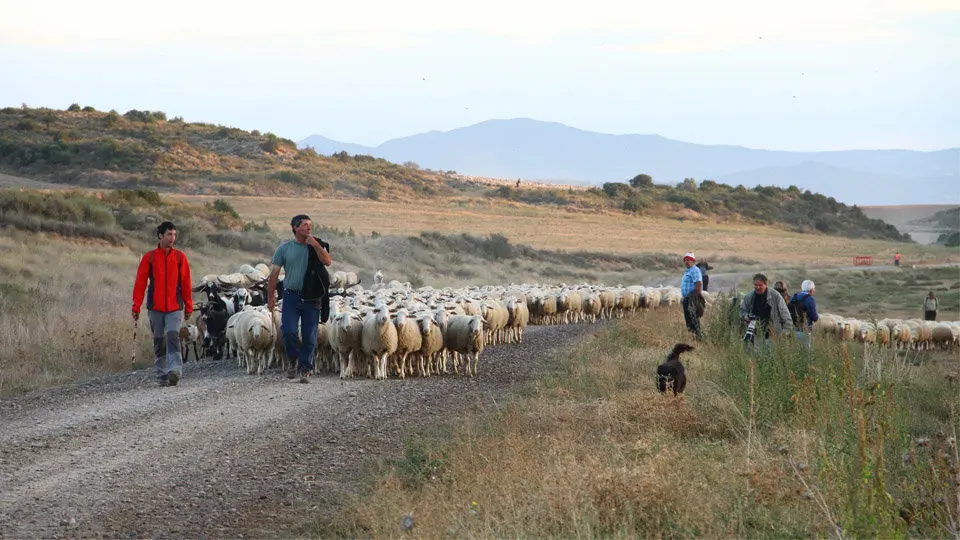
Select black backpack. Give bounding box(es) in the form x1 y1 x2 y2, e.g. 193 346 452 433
301 236 331 322
788 293 806 327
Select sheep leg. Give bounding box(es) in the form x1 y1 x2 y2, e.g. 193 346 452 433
397 353 407 380
379 353 389 380
342 350 355 379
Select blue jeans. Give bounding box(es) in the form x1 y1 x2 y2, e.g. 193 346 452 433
796 330 812 348
281 289 320 374
681 296 702 338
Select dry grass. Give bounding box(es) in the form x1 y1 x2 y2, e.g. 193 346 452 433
314 313 821 538
173 195 960 266
0 229 264 396
314 306 960 538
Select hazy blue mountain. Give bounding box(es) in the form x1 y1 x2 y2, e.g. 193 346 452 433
299 118 960 205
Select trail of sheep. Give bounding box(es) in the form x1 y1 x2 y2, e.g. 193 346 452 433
0 322 603 539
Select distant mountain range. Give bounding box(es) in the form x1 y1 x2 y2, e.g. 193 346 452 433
299 118 960 206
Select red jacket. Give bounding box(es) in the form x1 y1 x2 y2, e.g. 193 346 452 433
132 246 193 314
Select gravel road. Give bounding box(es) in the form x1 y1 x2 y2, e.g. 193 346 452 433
0 323 603 538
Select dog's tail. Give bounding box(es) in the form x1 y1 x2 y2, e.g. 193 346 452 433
671 343 695 356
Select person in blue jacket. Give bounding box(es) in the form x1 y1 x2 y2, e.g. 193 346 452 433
790 280 819 347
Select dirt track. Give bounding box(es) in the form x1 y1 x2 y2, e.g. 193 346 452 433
0 323 603 538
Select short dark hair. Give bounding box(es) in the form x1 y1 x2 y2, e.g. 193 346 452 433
753 273 768 284
156 221 176 238
290 214 311 233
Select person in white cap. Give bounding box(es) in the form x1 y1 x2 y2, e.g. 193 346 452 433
789 279 819 347
680 252 704 340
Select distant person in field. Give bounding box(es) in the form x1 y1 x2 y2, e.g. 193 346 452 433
773 281 798 327
680 252 704 340
132 221 193 387
923 291 938 321
696 260 712 291
894 252 901 267
739 273 794 344
789 280 819 347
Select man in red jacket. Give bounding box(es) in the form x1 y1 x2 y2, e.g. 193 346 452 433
132 221 194 387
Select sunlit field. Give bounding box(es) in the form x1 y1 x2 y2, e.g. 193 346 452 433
175 195 957 267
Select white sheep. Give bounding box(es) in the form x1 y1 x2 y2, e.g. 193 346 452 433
443 315 485 377
233 309 276 375
417 314 444 377
329 309 364 379
391 309 422 379
361 303 399 380
505 297 530 343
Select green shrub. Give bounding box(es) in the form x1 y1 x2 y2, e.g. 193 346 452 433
629 173 653 188
622 193 651 213
602 182 632 198
210 198 240 219
103 110 121 127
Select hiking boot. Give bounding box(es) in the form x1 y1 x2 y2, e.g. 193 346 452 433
158 374 169 387
286 365 298 379
299 371 311 384
167 372 180 387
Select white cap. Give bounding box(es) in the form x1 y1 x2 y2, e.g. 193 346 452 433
683 252 696 261
801 279 815 292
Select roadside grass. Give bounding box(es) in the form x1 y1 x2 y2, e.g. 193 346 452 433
311 305 960 538
175 195 958 267
0 229 274 396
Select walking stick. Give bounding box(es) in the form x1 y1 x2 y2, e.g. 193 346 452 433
131 316 138 369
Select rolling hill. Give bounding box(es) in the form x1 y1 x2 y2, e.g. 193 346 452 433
0 106 913 242
300 118 960 206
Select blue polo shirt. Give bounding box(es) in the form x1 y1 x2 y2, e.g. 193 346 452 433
271 240 310 292
681 265 703 298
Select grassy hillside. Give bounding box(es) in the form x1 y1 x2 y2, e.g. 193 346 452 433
180 195 954 267
0 105 911 242
487 178 911 241
0 105 448 200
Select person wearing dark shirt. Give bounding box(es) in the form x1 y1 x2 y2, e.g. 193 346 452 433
696 261 712 292
739 273 793 349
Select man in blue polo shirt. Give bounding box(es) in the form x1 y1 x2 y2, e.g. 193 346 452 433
267 214 333 383
680 252 703 340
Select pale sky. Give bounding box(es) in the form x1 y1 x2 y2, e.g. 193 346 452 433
1 0 957 151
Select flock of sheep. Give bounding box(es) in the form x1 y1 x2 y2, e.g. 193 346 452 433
183 264 712 379
815 313 960 350
179 264 957 381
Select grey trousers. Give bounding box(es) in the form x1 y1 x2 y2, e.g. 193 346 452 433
148 310 183 378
